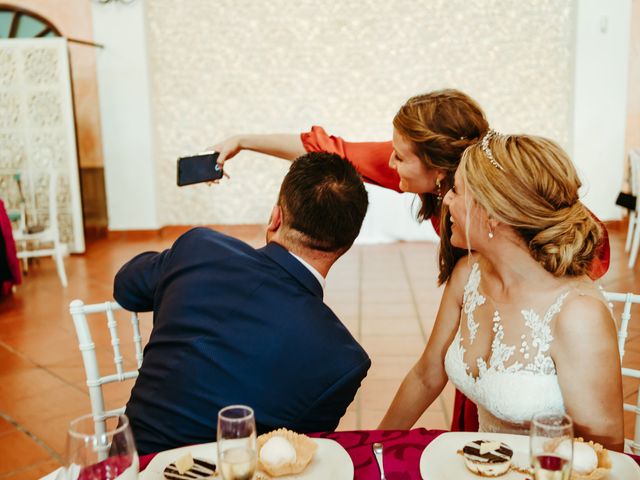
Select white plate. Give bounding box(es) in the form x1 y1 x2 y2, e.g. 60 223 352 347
140 437 353 480
419 432 640 480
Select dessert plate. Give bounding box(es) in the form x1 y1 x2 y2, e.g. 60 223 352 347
419 432 640 479
140 437 353 479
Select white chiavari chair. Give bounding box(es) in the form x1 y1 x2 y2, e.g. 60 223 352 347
604 291 640 454
12 170 68 287
69 299 144 442
626 150 640 268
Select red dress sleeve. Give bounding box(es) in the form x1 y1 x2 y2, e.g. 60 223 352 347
301 126 401 193
588 212 610 279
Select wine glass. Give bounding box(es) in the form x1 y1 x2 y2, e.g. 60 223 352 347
530 412 573 480
66 412 138 480
217 405 257 480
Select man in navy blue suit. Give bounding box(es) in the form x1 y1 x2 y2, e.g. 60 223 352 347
114 152 370 455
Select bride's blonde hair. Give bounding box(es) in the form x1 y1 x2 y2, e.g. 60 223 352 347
440 133 602 281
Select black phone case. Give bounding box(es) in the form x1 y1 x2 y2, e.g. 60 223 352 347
177 152 222 186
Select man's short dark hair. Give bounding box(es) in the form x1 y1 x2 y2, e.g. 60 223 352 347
278 152 368 253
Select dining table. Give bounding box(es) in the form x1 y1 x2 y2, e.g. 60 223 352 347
139 428 640 479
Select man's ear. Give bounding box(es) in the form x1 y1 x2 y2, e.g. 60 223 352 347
267 205 282 233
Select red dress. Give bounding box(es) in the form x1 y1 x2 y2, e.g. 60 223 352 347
301 126 611 432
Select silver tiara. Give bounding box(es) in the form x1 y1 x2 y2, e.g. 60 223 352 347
481 130 505 171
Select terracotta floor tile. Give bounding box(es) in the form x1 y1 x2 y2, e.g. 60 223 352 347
5 383 89 427
361 302 418 318
359 378 403 411
337 411 358 431
0 416 15 435
0 430 52 475
359 409 386 430
360 335 426 357
26 412 82 456
0 367 70 404
2 459 62 480
0 345 33 376
366 356 417 380
361 317 422 336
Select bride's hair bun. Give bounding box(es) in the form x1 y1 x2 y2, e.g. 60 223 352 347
528 202 602 276
460 134 602 277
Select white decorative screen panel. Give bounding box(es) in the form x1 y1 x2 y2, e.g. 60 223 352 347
0 38 84 252
145 0 573 226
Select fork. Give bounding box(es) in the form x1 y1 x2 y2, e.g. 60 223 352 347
372 442 386 480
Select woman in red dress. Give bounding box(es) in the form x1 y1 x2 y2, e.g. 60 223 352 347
210 89 610 431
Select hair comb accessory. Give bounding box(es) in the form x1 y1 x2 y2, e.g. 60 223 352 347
481 130 505 171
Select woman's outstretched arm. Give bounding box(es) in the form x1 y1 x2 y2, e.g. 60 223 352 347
211 134 306 165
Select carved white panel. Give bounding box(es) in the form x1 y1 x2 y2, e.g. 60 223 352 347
0 38 84 253
145 0 574 226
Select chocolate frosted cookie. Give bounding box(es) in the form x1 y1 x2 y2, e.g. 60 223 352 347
462 440 513 477
163 455 217 479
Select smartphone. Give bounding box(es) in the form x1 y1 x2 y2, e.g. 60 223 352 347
177 151 223 186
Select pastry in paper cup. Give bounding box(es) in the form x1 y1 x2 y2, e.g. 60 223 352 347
568 438 612 480
545 437 612 480
257 428 317 476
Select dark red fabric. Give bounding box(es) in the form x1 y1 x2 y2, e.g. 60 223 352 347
77 454 136 480
139 428 640 479
301 126 612 433
0 199 20 296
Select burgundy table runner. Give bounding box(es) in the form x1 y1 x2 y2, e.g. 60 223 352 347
139 428 640 479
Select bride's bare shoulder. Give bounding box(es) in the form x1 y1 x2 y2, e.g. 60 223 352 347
555 283 616 339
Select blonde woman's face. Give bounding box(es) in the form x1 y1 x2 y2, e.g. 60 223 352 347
443 168 486 249
389 128 439 194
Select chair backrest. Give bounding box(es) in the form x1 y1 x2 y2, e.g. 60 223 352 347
630 149 640 198
69 299 144 440
604 291 640 454
46 169 59 235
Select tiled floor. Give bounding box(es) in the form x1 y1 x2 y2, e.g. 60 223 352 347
0 222 638 478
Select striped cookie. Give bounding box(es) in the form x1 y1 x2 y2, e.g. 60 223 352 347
163 458 217 479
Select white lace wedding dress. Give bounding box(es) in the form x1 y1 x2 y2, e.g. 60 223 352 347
444 262 606 434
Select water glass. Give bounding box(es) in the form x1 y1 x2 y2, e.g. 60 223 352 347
530 412 573 480
217 405 257 480
66 412 138 480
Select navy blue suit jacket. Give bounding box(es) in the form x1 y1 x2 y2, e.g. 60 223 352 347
114 227 370 455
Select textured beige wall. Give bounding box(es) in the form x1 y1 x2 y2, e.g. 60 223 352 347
626 0 640 188
145 0 574 225
4 0 103 168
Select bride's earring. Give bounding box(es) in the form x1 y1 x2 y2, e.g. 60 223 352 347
436 178 442 202
488 230 494 239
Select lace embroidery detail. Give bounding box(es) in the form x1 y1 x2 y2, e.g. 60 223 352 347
459 262 570 377
521 291 569 375
444 263 581 432
477 309 521 375
463 263 485 344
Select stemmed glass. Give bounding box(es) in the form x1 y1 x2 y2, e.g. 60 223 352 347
217 405 257 480
530 412 573 480
66 412 138 480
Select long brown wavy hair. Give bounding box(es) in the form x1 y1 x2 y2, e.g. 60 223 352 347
392 89 489 284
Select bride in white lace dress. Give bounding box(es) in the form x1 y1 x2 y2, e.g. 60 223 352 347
379 131 624 451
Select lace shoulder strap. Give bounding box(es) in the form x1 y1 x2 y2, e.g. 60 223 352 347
462 262 484 344
519 289 570 375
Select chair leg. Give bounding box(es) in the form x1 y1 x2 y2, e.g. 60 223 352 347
626 212 637 252
54 244 68 288
629 217 640 268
